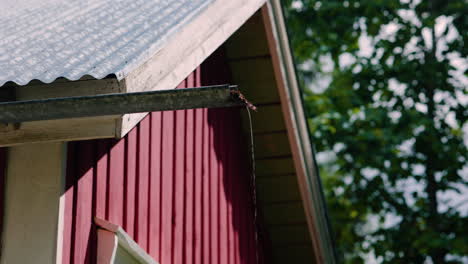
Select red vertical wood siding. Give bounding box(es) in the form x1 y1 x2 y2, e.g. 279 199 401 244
63 49 260 264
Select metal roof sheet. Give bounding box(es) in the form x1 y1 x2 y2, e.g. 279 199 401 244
0 0 213 86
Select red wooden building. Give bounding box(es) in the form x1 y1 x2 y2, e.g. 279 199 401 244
0 0 335 263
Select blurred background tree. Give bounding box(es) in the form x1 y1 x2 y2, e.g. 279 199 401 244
282 0 467 263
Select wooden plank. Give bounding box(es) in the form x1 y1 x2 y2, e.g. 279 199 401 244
193 67 203 264
136 117 150 251
257 175 302 203
148 112 162 259
114 246 140 264
95 140 110 220
254 132 291 159
14 79 124 100
239 157 253 264
262 202 307 226
225 11 270 60
91 140 109 264
160 110 174 264
256 157 296 177
62 143 76 264
73 141 95 264
202 108 211 264
209 109 220 264
183 72 196 263
225 110 236 264
118 113 148 138
231 113 242 264
269 224 311 247
241 104 285 133
95 218 158 264
193 108 204 264
173 106 186 264
183 72 196 264
0 78 121 146
0 116 118 146
237 111 249 264
271 244 315 264
96 229 118 264
108 140 125 227
124 130 137 238
218 109 228 264
184 108 195 264
228 58 280 104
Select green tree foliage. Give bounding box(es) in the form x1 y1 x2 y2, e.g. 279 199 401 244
282 0 467 262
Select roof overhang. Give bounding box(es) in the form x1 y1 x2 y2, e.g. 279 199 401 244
0 0 335 262
261 2 335 262
0 0 266 145
221 3 335 262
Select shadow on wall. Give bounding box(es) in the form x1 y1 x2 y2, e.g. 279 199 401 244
61 48 262 264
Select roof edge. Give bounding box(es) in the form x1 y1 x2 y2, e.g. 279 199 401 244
119 0 267 137
261 1 337 263
115 0 214 81
0 0 213 88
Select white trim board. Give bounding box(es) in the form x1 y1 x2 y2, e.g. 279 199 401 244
95 218 159 264
0 78 123 146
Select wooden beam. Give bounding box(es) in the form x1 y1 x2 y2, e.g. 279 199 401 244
0 85 241 123
0 78 121 146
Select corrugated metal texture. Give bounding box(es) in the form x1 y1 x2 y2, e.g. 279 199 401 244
62 50 260 263
0 0 213 86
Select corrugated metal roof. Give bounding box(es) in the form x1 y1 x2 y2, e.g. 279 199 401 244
0 0 213 86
